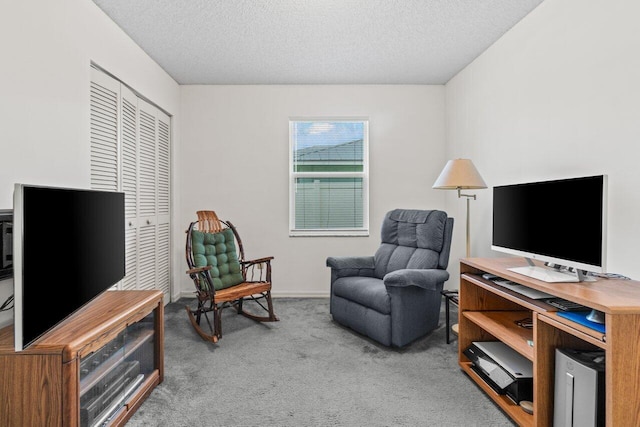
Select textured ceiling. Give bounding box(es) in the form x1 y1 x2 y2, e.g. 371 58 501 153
92 0 545 85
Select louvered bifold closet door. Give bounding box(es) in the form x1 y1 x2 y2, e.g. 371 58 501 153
90 69 121 290
137 99 158 291
120 85 139 290
156 113 171 297
137 100 171 296
90 71 120 192
89 67 171 301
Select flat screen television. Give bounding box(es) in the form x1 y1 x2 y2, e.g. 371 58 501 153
13 184 125 351
491 175 607 283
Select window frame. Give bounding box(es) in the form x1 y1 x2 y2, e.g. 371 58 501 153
289 117 370 237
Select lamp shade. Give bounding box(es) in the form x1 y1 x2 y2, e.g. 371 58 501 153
433 159 487 189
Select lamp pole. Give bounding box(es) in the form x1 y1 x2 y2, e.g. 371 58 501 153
458 188 476 258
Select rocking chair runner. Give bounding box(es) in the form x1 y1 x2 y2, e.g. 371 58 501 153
185 211 278 342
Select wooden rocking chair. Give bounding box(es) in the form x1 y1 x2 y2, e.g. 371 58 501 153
185 211 278 343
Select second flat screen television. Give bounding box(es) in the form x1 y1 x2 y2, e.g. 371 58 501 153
492 175 607 282
13 184 125 351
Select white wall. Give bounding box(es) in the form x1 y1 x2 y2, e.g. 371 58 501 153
178 85 447 297
8 0 633 327
0 0 180 327
445 0 640 281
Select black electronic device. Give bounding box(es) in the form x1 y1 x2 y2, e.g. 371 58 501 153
13 184 125 351
491 175 607 283
464 341 533 404
0 210 12 280
545 297 589 312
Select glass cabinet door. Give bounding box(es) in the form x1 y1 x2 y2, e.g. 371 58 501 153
78 312 156 427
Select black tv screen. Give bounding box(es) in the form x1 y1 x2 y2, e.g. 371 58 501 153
13 184 125 351
491 175 607 275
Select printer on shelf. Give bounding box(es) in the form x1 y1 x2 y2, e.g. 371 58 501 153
463 341 533 404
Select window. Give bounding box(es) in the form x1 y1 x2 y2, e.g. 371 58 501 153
289 119 369 236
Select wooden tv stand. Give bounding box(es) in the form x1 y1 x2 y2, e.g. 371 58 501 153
0 290 164 427
458 257 640 427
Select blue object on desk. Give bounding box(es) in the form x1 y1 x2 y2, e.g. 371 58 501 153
556 311 606 333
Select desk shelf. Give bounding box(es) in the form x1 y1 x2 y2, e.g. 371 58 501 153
458 257 640 427
462 311 533 360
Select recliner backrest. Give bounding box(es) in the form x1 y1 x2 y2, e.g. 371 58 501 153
374 209 453 279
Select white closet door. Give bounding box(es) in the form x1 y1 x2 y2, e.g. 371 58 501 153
89 68 171 300
90 69 121 291
137 99 159 291
156 112 171 297
90 70 120 192
120 85 139 291
136 99 171 296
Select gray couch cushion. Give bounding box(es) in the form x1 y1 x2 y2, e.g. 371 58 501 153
332 276 390 314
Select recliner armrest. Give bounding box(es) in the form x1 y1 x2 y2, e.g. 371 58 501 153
383 269 450 291
326 256 375 278
326 256 374 270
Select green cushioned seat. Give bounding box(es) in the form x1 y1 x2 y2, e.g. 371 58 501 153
191 228 243 291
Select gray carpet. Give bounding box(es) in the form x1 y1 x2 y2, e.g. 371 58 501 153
126 298 515 426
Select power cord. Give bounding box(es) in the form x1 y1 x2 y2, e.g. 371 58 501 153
0 294 14 311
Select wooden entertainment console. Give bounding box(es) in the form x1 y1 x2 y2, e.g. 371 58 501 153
0 290 164 427
458 258 640 427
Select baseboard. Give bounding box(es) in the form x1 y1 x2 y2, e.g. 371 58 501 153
177 290 330 300
273 291 330 298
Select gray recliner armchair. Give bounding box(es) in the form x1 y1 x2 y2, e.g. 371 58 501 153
326 209 454 347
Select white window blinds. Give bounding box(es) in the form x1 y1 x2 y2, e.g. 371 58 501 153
289 119 369 236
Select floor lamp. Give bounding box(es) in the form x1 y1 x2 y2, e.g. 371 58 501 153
433 159 487 258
